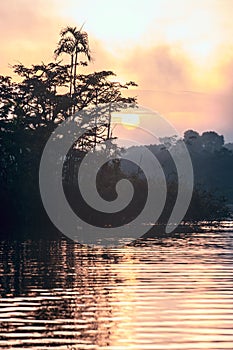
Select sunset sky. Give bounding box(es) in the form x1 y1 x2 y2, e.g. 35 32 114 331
1 0 233 141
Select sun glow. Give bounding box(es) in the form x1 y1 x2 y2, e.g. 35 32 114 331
112 113 141 130
2 0 233 139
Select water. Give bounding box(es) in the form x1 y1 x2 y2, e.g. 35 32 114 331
1 222 233 350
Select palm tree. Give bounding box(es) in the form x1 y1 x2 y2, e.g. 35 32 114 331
54 26 91 101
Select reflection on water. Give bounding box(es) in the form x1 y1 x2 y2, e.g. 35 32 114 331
1 222 233 349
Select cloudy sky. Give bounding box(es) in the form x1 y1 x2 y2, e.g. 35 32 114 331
1 0 233 141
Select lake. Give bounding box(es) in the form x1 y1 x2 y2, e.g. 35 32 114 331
1 221 233 349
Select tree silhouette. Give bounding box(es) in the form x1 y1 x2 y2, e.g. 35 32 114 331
0 26 231 239
0 26 138 238
54 26 91 101
53 26 137 150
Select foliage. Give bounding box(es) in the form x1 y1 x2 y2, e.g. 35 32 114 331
0 26 231 238
0 26 137 238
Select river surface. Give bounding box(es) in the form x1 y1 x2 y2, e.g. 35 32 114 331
1 222 233 350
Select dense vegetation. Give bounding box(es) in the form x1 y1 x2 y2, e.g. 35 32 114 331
130 131 233 223
0 26 136 238
0 26 232 239
63 130 232 231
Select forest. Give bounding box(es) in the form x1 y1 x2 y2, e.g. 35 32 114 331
0 26 232 240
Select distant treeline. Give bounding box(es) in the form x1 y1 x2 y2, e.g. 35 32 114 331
132 130 233 222
0 26 232 239
63 130 233 230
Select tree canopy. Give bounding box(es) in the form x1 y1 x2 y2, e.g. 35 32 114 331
0 26 231 239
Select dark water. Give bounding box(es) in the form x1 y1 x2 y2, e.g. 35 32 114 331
1 222 233 350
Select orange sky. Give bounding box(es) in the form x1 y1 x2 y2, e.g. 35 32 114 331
1 0 233 141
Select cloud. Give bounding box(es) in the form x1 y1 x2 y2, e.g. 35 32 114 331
1 1 232 140
123 45 193 91
0 1 121 78
0 0 66 75
87 38 119 73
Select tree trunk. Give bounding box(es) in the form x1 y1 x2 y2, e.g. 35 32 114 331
70 54 73 96
73 48 78 113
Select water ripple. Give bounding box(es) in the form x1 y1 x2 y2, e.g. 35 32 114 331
0 222 233 349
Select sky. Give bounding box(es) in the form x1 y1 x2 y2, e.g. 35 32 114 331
1 0 233 141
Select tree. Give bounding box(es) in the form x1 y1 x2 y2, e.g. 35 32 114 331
54 26 91 101
0 25 137 237
201 131 224 153
53 26 137 150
